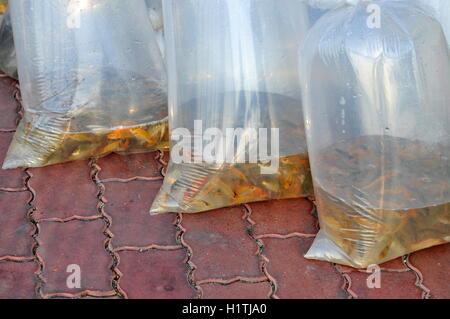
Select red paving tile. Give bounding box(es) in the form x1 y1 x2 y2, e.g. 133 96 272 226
347 269 421 299
37 220 112 295
0 76 19 130
181 207 262 281
409 244 450 299
29 160 99 220
0 76 449 299
0 191 33 257
0 133 25 189
97 152 161 181
104 180 178 248
0 261 36 299
118 250 195 299
248 199 317 236
263 237 344 299
82 295 122 299
201 282 271 299
378 257 410 271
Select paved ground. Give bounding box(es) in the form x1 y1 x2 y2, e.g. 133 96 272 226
0 74 448 299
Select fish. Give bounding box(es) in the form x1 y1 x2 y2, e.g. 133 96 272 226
153 153 313 213
314 135 450 267
131 127 156 146
233 185 269 203
107 128 131 140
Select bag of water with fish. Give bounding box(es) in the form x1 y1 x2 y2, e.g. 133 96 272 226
150 0 313 214
2 0 168 169
299 0 450 268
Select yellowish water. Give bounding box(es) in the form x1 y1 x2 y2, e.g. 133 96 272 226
314 135 450 267
7 119 169 168
151 152 313 213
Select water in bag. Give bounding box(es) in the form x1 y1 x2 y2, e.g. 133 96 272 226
3 0 168 169
300 0 450 268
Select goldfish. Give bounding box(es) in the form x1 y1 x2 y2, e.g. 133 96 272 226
107 129 131 140
130 127 156 146
14 120 169 167
151 153 313 213
311 135 450 268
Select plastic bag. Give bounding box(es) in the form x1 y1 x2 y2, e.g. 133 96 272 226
300 0 450 268
4 1 168 80
150 0 313 214
0 10 17 79
145 0 165 58
3 0 168 169
416 0 450 49
2 0 168 80
307 0 343 10
307 6 330 26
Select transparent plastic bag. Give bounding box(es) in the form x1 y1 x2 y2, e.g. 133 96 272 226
0 10 17 79
3 0 168 169
151 0 313 214
416 0 450 49
145 0 165 58
307 5 330 26
307 0 343 10
300 0 450 268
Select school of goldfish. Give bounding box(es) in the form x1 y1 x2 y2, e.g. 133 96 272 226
150 153 313 213
312 135 450 268
7 119 169 167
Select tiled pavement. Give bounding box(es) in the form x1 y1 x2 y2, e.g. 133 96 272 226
0 73 449 299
